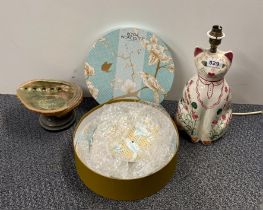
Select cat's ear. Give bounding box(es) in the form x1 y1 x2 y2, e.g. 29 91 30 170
194 47 203 57
224 51 233 63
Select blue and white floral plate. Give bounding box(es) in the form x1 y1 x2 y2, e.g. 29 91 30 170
84 28 175 104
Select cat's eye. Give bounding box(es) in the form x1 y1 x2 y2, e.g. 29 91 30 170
201 61 207 66
222 64 225 68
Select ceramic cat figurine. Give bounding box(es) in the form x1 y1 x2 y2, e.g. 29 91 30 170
176 25 237 144
176 46 233 144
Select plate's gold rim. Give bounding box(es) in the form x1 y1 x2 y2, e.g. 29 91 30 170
73 98 180 181
16 79 83 116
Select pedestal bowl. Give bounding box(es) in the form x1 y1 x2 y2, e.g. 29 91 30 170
17 79 83 131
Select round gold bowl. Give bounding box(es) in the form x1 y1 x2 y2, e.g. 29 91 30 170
17 79 83 131
73 99 179 200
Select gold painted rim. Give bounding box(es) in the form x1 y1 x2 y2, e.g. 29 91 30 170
16 79 83 116
73 98 179 200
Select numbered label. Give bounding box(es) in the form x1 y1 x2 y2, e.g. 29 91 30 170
207 59 223 68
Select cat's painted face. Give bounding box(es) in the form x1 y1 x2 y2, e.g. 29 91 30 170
194 47 233 81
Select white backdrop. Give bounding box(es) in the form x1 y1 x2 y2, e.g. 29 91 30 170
0 0 262 104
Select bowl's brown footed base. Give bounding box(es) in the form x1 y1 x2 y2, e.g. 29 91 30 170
39 111 76 131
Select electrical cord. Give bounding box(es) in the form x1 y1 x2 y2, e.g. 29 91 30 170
232 111 262 116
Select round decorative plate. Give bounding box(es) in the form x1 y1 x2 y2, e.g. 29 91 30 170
84 28 175 104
